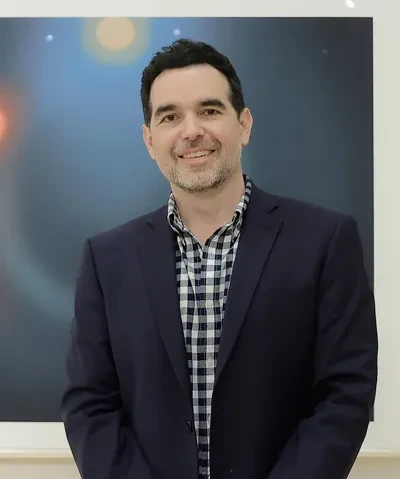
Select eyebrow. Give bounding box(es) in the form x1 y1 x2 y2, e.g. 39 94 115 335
153 98 228 119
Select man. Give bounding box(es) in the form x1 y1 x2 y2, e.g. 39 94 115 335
61 39 378 479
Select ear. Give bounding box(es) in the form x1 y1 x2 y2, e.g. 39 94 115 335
142 124 156 160
239 108 253 146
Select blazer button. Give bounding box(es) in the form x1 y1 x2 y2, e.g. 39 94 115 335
186 420 194 432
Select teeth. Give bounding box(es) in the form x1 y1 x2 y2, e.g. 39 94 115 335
182 150 212 159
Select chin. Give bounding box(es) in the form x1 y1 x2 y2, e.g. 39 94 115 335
177 173 225 193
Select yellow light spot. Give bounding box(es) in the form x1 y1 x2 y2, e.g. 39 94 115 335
96 18 135 52
82 17 149 65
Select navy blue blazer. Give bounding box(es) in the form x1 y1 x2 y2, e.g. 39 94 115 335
61 183 378 479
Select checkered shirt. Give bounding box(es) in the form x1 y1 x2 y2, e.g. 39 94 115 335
167 175 252 478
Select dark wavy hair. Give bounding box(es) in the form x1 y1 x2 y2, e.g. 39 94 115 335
140 38 245 126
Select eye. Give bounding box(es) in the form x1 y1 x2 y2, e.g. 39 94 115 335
162 114 177 123
203 109 219 116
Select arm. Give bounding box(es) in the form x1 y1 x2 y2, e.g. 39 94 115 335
268 216 378 479
61 239 152 479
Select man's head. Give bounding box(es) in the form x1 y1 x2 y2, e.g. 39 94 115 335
141 39 253 194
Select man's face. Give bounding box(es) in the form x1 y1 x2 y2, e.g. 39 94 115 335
142 64 253 193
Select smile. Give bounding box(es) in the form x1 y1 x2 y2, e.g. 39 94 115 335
179 150 215 159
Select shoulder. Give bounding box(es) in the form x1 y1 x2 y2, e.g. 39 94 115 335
255 185 356 232
251 185 361 253
85 204 167 254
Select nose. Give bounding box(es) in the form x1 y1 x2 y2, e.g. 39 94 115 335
180 114 205 141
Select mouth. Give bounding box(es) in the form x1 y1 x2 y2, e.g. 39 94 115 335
178 150 216 161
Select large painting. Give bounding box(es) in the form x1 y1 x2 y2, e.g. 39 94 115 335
0 16 373 422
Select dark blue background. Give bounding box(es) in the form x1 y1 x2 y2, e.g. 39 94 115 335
0 17 373 421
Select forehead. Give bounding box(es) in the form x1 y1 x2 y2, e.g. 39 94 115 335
150 64 231 108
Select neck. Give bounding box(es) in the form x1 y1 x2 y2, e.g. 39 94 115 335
171 169 245 236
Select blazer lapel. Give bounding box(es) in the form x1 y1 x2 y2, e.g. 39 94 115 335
215 186 283 385
139 207 192 401
138 186 283 398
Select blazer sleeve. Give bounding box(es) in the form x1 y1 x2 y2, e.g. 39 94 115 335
61 239 153 479
268 216 378 479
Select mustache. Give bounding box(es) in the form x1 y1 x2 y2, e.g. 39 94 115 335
172 141 219 156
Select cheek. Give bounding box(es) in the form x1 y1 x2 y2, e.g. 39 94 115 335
153 133 175 155
214 123 242 146
153 145 176 168
220 133 243 152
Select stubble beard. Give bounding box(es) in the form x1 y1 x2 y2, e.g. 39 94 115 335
165 143 243 194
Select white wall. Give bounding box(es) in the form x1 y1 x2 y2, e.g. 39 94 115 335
0 0 399 477
350 458 400 479
0 454 400 479
0 459 78 479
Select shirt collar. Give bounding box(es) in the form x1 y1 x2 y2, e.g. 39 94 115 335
167 174 252 237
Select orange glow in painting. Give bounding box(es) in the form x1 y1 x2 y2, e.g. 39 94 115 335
0 110 8 143
0 83 23 155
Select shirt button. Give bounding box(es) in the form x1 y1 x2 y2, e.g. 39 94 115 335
206 357 213 368
205 300 213 310
186 420 194 432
